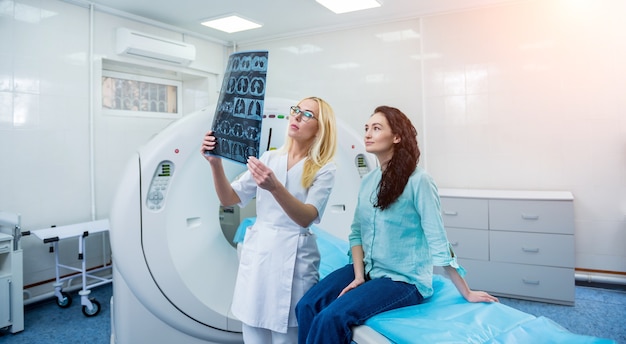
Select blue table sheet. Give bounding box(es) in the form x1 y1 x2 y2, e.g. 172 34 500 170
234 219 615 343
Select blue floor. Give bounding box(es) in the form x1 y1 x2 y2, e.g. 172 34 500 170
499 285 626 343
1 285 112 344
1 282 625 343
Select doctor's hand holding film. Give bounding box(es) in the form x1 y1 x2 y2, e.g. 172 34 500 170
246 156 280 192
201 130 242 207
201 130 221 163
201 131 278 191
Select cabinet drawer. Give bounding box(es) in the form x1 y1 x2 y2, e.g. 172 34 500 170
445 228 488 260
460 259 574 304
489 200 574 234
0 240 11 254
490 231 574 268
440 197 488 229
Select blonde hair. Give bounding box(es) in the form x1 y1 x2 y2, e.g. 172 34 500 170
284 97 337 188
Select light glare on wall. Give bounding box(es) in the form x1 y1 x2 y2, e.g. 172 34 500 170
201 15 262 33
316 0 381 14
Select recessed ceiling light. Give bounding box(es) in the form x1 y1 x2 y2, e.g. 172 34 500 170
201 14 262 33
316 0 381 14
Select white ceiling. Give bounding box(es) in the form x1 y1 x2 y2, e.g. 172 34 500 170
86 0 521 45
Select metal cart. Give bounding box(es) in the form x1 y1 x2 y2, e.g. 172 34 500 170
30 219 111 317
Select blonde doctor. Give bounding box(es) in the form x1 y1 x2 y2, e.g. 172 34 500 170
201 97 338 344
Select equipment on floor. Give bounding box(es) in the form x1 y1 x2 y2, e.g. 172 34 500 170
30 219 112 317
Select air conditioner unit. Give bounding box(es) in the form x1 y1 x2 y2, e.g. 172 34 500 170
116 28 196 65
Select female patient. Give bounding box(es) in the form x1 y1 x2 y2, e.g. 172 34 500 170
201 97 337 344
296 105 498 344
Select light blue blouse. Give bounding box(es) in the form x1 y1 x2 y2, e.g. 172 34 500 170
348 166 463 299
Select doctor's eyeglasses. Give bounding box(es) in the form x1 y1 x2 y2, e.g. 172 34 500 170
290 106 317 122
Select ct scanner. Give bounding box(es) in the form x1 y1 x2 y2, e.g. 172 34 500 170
109 98 385 343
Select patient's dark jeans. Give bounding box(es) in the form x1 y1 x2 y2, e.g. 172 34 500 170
296 264 424 344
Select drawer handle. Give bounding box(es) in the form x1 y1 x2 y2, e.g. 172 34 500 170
521 213 539 220
522 278 540 285
522 247 540 253
443 210 458 216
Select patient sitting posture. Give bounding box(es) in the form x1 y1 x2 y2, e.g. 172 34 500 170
296 105 498 344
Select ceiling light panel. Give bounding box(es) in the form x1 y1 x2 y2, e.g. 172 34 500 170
201 14 262 33
316 0 381 14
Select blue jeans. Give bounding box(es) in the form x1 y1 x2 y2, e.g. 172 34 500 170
296 264 424 344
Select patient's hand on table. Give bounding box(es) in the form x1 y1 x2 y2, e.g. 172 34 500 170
466 290 499 303
443 265 499 303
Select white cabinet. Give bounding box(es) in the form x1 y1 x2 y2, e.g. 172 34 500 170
0 233 24 333
439 189 575 305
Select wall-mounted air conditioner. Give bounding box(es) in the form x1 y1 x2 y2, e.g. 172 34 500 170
115 28 196 65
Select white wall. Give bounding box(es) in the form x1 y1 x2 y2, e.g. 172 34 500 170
241 0 626 274
241 19 423 140
0 0 227 297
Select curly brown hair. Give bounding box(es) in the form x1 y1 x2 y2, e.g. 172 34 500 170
373 106 421 210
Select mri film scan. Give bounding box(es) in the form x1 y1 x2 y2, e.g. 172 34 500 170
210 50 268 164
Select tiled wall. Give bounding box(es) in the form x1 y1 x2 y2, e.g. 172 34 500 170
0 0 226 294
421 0 625 273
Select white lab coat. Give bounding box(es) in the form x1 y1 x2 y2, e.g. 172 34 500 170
230 150 336 333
